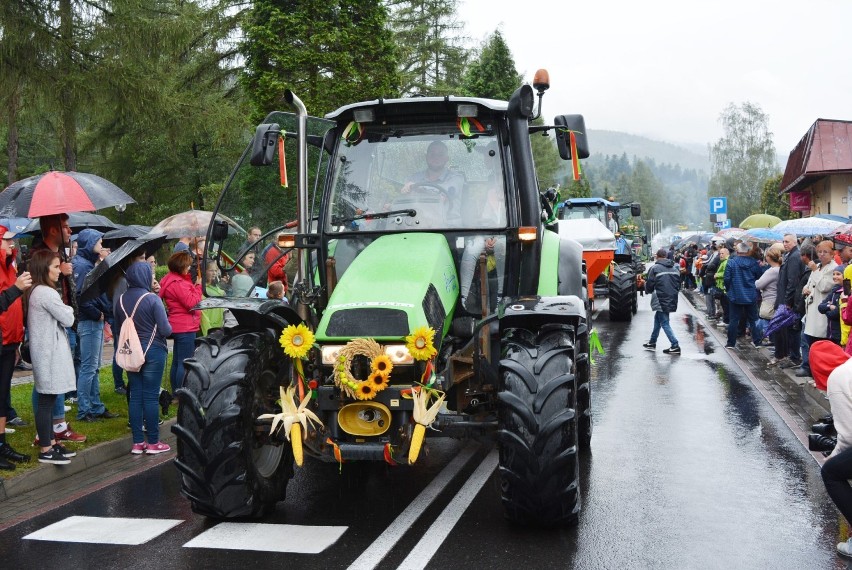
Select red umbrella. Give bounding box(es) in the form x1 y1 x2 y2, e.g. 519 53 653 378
0 171 135 218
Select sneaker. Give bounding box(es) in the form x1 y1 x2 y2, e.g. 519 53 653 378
114 387 127 396
0 456 15 470
54 425 87 443
838 538 852 559
725 344 737 350
14 360 32 371
141 419 165 433
130 443 147 455
0 443 30 463
145 442 171 455
65 397 78 405
80 413 100 423
663 346 681 355
64 405 71 413
53 443 76 458
642 342 656 350
38 448 70 465
8 417 26 427
779 359 801 369
794 368 811 377
98 409 120 419
5 427 14 434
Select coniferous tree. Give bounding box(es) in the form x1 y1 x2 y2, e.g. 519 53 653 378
242 0 400 120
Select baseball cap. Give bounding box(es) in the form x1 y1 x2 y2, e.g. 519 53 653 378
0 226 17 240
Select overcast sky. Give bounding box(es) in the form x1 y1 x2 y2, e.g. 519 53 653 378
456 0 852 156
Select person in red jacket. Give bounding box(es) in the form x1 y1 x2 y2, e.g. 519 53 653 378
158 250 201 395
264 232 290 295
0 226 33 470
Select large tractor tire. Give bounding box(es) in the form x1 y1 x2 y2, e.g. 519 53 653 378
608 268 637 322
574 320 592 450
498 324 580 526
172 328 293 518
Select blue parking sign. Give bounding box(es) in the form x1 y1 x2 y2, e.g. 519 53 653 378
709 197 727 214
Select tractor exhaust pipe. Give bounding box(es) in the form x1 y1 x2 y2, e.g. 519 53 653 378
284 90 309 286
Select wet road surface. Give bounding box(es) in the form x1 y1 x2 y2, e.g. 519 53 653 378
0 293 848 569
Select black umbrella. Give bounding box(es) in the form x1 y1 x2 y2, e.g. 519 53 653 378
79 233 167 303
0 171 134 218
24 212 121 234
102 224 153 249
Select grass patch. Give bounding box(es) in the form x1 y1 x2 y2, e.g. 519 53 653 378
4 353 175 478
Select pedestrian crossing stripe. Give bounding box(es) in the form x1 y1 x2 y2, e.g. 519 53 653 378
23 516 182 545
183 522 348 553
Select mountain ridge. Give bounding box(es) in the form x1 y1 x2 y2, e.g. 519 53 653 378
587 129 710 173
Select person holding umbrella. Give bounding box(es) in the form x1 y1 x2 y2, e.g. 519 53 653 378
71 229 118 422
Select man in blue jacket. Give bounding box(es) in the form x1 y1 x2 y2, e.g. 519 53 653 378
72 229 118 422
643 248 682 354
723 241 763 349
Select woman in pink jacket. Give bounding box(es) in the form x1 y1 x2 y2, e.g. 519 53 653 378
158 251 201 395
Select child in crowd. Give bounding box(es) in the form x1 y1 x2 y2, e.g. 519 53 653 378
267 280 285 301
820 265 846 346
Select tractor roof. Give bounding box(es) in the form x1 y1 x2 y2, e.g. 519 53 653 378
562 197 621 208
325 96 508 122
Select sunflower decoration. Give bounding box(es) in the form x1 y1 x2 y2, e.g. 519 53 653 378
280 324 315 360
337 338 391 400
405 326 438 361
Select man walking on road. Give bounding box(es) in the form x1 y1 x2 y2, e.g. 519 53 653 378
643 248 681 354
724 242 763 349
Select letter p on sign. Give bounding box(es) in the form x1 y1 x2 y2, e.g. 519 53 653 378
709 197 727 214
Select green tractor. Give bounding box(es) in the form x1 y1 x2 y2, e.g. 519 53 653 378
173 72 592 526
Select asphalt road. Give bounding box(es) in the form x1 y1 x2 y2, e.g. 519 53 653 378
0 293 847 569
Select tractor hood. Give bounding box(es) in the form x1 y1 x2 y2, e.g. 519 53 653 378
316 233 458 341
557 218 616 251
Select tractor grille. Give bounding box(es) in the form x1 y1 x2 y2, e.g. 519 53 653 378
422 284 446 332
326 308 409 337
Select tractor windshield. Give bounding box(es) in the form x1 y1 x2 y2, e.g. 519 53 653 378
559 203 606 224
206 111 334 299
326 126 507 233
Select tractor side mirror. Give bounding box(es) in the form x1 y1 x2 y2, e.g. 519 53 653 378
211 219 229 244
631 204 641 217
554 115 589 160
250 123 281 166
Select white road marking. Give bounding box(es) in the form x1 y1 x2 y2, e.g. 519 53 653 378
396 449 498 570
23 515 182 545
184 522 347 553
347 442 481 570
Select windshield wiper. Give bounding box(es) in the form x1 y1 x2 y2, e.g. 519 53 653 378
333 209 416 225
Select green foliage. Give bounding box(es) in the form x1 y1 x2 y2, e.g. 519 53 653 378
563 174 592 199
760 174 792 219
460 30 521 100
242 0 400 121
387 0 468 96
708 102 780 225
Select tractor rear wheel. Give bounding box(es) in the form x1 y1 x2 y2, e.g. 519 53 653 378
498 324 580 526
608 268 637 322
575 320 592 450
172 329 293 518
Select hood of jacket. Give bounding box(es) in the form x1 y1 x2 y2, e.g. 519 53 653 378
76 228 104 263
125 260 152 291
655 258 675 269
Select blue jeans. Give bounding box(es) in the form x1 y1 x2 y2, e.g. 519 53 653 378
66 326 79 398
649 311 678 347
76 319 106 419
169 332 196 393
128 345 167 444
728 302 759 347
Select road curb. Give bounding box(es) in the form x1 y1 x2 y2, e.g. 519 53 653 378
0 417 177 502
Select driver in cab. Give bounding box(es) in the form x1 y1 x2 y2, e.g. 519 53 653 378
401 141 465 210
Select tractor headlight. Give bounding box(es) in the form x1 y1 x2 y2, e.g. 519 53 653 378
384 344 414 365
321 345 344 365
321 344 414 365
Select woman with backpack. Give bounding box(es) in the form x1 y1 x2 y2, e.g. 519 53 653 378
116 261 172 454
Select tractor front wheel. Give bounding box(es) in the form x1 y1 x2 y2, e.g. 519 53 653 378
172 329 293 518
498 324 581 526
